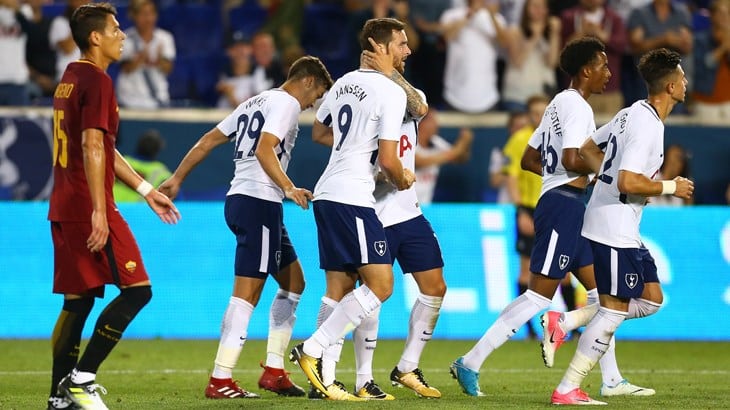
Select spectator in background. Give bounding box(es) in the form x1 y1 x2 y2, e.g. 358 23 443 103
19 0 57 100
216 30 255 109
117 0 175 109
49 0 88 82
488 110 529 203
414 108 473 204
501 0 561 112
501 94 549 340
113 129 172 203
260 0 305 71
409 0 450 108
561 0 627 114
692 0 730 121
626 0 693 106
607 0 652 22
650 144 693 205
0 0 30 105
441 0 510 113
500 0 527 25
251 31 286 94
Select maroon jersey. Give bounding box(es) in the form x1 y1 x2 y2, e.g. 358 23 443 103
48 61 120 222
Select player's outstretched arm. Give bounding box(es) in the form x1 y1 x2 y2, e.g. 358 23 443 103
114 149 181 224
158 128 229 199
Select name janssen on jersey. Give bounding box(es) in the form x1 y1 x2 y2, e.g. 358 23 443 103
548 104 562 138
244 95 267 110
335 84 368 101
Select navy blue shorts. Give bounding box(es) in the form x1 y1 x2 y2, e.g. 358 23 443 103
385 215 444 274
530 185 593 279
591 241 659 299
224 194 297 278
313 200 391 272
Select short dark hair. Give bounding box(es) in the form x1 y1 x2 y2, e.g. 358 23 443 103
70 3 117 52
287 55 334 89
136 129 164 159
637 48 682 95
559 36 606 77
359 18 406 52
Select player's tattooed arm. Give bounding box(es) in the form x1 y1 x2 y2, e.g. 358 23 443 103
388 70 428 118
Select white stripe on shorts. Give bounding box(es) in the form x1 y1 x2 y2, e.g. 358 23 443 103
610 247 618 295
356 217 368 264
260 225 270 273
540 229 559 275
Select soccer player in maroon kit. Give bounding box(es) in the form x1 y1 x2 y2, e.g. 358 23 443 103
46 3 180 409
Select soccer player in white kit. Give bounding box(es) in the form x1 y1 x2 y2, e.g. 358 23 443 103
550 48 693 405
310 41 445 399
451 37 651 400
289 18 416 400
158 56 332 399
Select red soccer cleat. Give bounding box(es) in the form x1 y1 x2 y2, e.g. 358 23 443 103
551 388 606 405
258 363 305 396
205 377 259 399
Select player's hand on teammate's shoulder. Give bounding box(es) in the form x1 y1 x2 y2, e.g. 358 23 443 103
285 186 314 210
145 189 182 224
673 176 694 199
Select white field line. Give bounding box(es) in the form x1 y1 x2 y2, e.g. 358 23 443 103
1 368 728 376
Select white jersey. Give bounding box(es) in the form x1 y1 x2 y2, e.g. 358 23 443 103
374 112 423 227
528 89 596 196
583 100 665 248
216 88 301 202
314 69 407 207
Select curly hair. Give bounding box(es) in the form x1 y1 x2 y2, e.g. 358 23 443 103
559 36 605 77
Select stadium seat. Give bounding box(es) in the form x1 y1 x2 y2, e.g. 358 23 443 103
158 4 223 58
301 3 352 79
167 55 194 103
229 2 268 39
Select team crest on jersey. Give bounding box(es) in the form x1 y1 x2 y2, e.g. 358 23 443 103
625 273 639 289
125 260 137 273
373 241 387 256
558 254 570 270
275 251 281 268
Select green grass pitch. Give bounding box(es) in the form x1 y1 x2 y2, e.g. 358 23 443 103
1 339 728 409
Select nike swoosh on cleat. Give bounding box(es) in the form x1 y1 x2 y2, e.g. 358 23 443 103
594 338 610 346
549 330 558 344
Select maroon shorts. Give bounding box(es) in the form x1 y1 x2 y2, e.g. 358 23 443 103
51 218 149 297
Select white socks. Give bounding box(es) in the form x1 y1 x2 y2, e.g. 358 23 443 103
304 285 381 358
462 290 551 370
212 296 254 379
627 298 662 319
354 306 380 390
397 293 442 373
557 307 626 394
317 297 341 386
265 289 300 369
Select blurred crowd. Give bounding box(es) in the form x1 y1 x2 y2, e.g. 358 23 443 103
1 0 728 121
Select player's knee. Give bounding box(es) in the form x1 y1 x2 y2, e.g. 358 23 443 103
121 285 152 310
62 297 95 315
